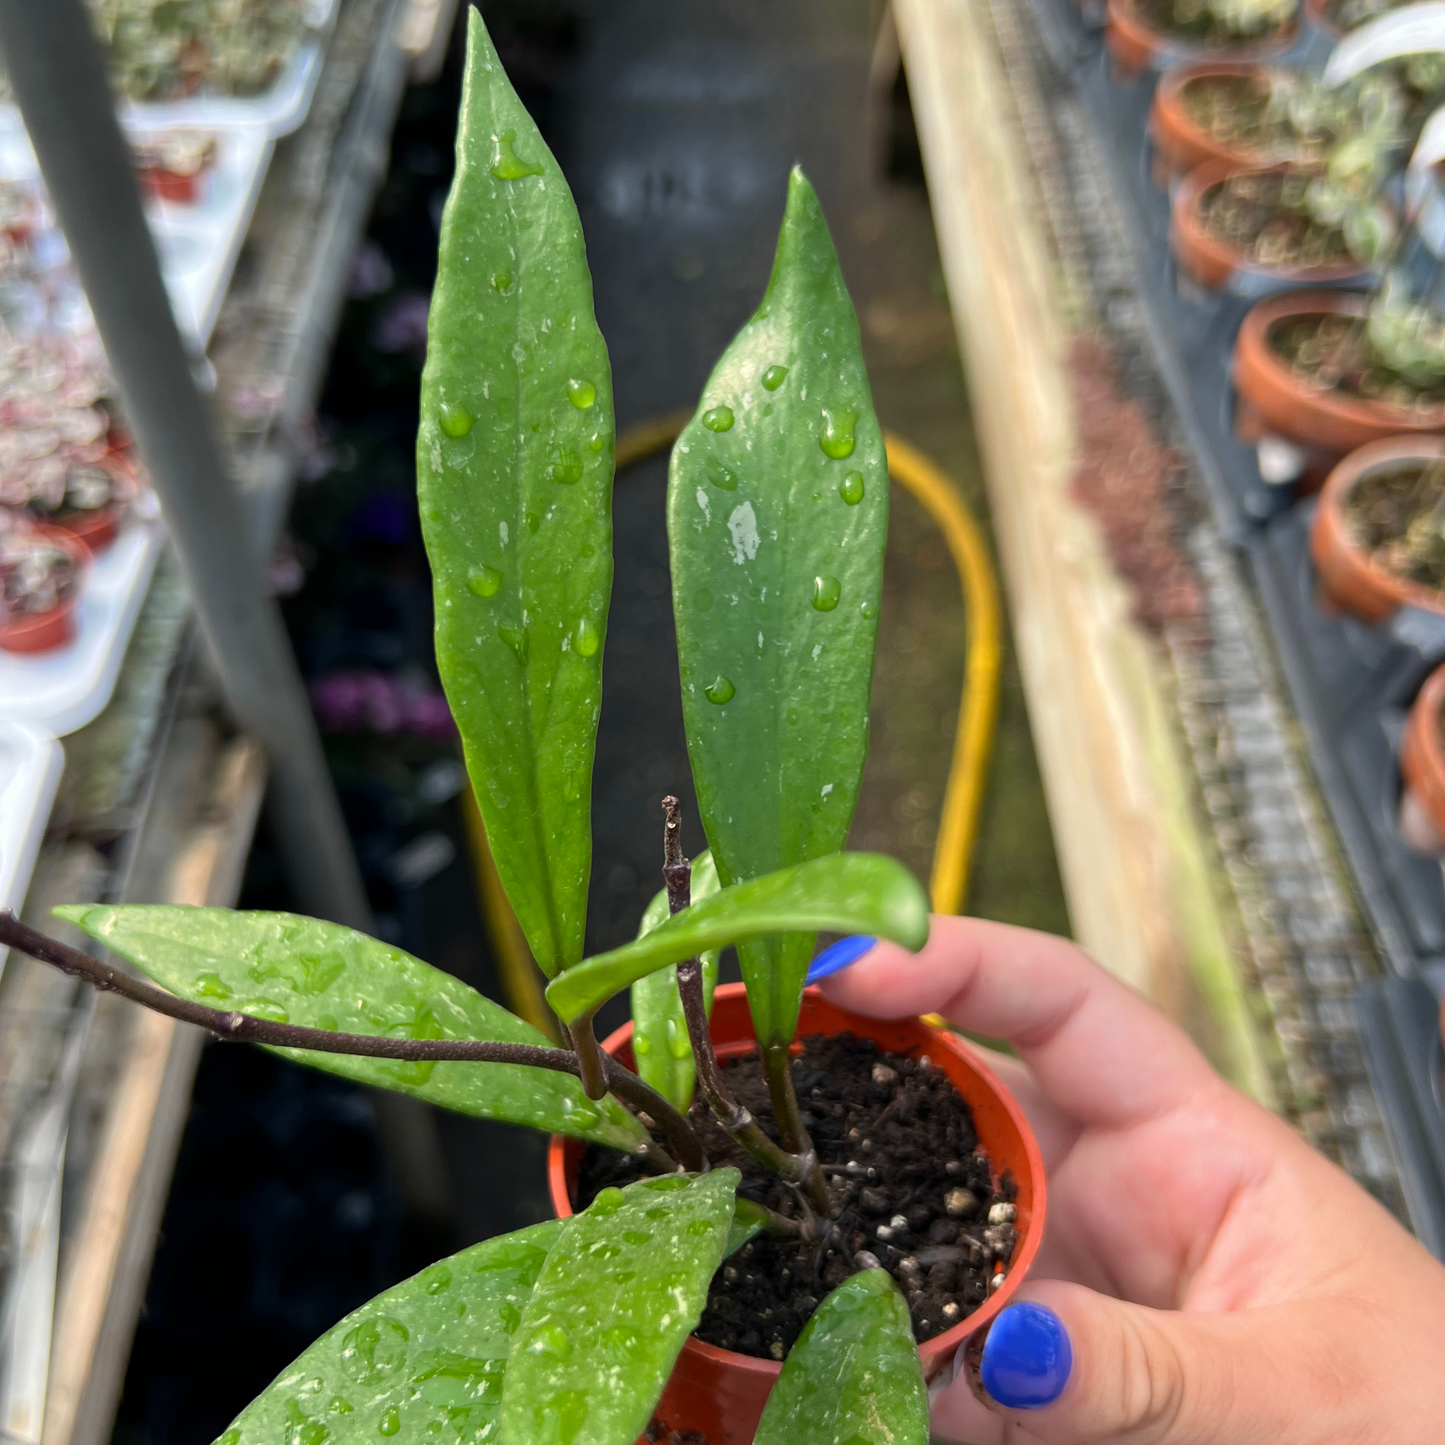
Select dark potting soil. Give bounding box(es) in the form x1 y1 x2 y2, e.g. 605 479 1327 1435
1269 314 1445 411
1344 462 1445 594
577 1031 1017 1362
1198 172 1353 270
1179 74 1295 159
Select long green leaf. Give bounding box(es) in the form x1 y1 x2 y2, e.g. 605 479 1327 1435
667 166 888 1047
54 905 646 1153
726 1198 771 1257
754 1269 928 1445
546 853 927 1025
630 849 720 1111
502 1171 739 1445
419 10 614 976
215 1220 564 1445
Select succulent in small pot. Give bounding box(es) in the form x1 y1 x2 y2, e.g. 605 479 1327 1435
0 519 86 654
1309 435 1445 621
28 453 136 552
1106 0 1300 82
1151 63 1301 182
1400 661 1445 854
1171 160 1393 292
1234 280 1445 489
133 129 219 205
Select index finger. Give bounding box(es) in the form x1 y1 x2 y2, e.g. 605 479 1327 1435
818 915 1220 1127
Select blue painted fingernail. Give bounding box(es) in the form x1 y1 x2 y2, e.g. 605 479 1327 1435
979 1303 1072 1410
806 935 876 983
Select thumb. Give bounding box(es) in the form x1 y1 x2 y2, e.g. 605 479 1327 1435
950 1281 1303 1445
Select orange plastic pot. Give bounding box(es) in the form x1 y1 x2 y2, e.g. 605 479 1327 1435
1150 63 1282 184
1309 437 1445 624
1171 162 1371 292
547 982 1047 1445
0 528 89 655
1234 291 1445 490
1107 0 1298 80
138 163 212 205
50 502 123 554
1401 663 1445 855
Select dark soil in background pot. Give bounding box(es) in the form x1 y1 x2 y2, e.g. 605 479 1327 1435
577 1032 1015 1361
1199 172 1351 268
1180 73 1297 156
1344 462 1445 592
1135 0 1288 47
1270 314 1445 409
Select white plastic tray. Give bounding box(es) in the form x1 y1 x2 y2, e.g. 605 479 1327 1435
0 720 62 921
0 520 163 736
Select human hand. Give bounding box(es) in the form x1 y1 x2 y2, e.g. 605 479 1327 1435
818 915 1445 1444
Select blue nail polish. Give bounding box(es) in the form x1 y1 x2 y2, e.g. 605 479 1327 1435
805 934 876 983
980 1303 1072 1410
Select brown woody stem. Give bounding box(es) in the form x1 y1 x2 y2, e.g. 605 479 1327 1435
0 910 704 1173
659 798 831 1213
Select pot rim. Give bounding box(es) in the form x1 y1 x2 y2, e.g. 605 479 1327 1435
1151 61 1281 173
0 524 90 645
1110 0 1299 66
1402 662 1445 841
1238 288 1445 431
546 982 1048 1382
1173 161 1373 285
1311 435 1445 619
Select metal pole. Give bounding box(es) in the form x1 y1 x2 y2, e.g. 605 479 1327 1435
0 0 371 932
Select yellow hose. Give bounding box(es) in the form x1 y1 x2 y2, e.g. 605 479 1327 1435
461 419 1004 1027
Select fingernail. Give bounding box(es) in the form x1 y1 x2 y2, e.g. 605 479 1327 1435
979 1302 1072 1410
806 935 876 983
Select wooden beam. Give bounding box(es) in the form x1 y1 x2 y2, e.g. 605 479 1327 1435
892 0 1271 1100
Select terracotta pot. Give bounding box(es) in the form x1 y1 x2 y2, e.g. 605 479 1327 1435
1107 0 1299 80
1150 63 1282 184
0 527 89 654
138 164 211 205
1172 163 1371 293
1234 291 1445 490
49 502 123 553
1309 437 1445 623
1401 662 1445 854
548 982 1047 1445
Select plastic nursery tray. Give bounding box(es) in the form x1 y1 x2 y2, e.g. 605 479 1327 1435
0 519 163 736
0 719 62 917
0 123 274 348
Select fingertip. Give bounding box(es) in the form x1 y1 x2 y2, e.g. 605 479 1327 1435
978 1301 1073 1410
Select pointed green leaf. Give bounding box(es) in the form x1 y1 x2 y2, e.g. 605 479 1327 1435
419 10 614 976
755 1269 928 1445
215 1220 563 1445
502 1170 740 1445
667 167 888 1047
630 849 720 1111
545 854 928 1026
54 905 646 1152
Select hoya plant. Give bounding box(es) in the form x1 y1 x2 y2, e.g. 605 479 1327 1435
0 11 945 1445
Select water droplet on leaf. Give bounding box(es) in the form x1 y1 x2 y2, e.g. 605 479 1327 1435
812 575 842 612
566 378 596 409
498 626 528 664
196 971 231 999
489 130 543 181
701 406 734 432
665 1018 691 1059
632 1031 652 1056
819 408 858 459
378 1409 401 1437
705 456 738 490
762 365 788 391
340 1317 409 1385
422 1264 453 1294
467 565 503 598
840 471 865 505
590 1187 624 1216
685 1219 713 1237
860 599 878 620
490 270 514 293
574 618 600 658
622 1230 652 1246
586 431 606 453
328 1399 353 1416
439 404 473 440
528 1323 573 1359
547 446 584 485
704 675 735 705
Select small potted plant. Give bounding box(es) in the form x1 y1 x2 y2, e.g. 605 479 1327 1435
1400 660 1445 852
27 452 137 552
1234 271 1445 487
1171 88 1398 291
0 15 1044 1445
133 129 219 205
1309 434 1445 619
0 517 86 653
1151 62 1307 183
1107 0 1300 81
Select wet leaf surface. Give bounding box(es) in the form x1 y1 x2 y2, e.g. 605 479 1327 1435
667 168 888 1047
55 904 646 1151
